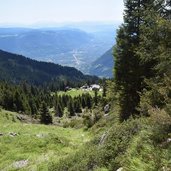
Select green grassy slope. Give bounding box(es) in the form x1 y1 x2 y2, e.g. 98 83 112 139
57 88 102 97
0 109 91 171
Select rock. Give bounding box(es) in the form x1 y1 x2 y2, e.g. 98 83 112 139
17 115 23 121
9 132 18 137
116 167 123 171
17 114 27 121
104 104 110 114
167 138 171 143
162 166 169 171
104 114 109 117
36 133 44 138
13 160 28 169
99 132 107 145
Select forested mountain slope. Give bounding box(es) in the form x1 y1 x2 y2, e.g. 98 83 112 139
0 50 96 85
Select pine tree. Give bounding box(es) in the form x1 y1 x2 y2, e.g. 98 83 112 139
2 89 14 111
85 94 92 109
67 99 75 117
14 90 25 112
114 0 158 120
74 98 82 113
94 89 98 106
81 94 86 109
137 1 171 114
102 80 107 97
55 103 63 117
40 102 52 124
29 98 38 116
54 94 63 117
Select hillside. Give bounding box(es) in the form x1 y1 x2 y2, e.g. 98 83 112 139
0 109 91 170
0 50 96 85
89 48 114 78
0 0 171 171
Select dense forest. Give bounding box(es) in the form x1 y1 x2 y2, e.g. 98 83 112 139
0 0 171 170
0 81 104 124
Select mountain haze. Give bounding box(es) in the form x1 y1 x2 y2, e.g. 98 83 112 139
89 48 114 78
0 25 116 73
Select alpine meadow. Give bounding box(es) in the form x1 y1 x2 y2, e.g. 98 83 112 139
0 0 171 171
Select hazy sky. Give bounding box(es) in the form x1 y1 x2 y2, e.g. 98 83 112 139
0 0 124 25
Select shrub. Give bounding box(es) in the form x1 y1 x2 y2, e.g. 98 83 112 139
98 118 145 170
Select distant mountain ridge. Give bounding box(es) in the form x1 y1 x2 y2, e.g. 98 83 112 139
0 27 116 73
0 50 96 85
89 48 114 78
0 28 91 58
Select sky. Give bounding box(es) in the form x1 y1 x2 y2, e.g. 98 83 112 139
0 0 124 26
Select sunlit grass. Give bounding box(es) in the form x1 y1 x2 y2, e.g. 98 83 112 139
0 109 91 170
57 88 102 97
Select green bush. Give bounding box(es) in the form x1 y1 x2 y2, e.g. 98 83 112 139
62 117 84 128
49 108 171 171
49 143 99 171
98 118 146 170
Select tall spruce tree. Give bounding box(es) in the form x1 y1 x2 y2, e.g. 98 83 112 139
114 0 157 120
137 1 171 114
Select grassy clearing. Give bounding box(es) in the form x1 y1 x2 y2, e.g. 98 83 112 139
57 89 101 97
0 109 91 171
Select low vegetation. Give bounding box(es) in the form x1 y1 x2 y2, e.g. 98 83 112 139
0 109 91 170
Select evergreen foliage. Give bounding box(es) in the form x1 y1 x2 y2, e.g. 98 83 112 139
94 89 98 106
114 0 171 120
54 95 64 117
0 81 52 116
67 98 75 117
40 101 52 124
0 49 98 88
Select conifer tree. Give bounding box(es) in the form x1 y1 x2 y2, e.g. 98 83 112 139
81 95 86 109
55 103 63 117
94 89 98 106
74 98 82 113
85 94 92 109
29 98 38 116
40 102 52 124
137 0 171 113
102 81 107 97
14 90 25 112
114 0 158 120
54 94 63 117
67 99 75 117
